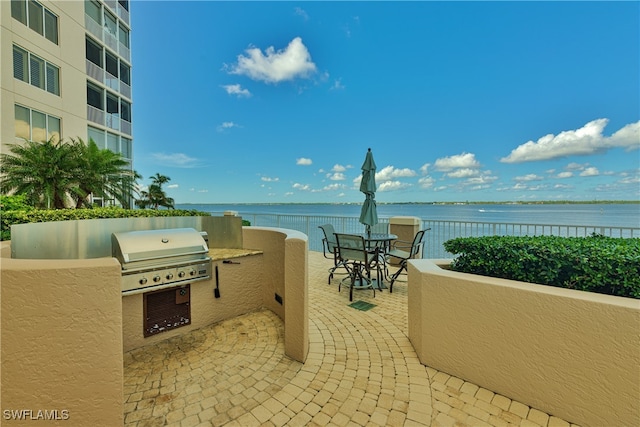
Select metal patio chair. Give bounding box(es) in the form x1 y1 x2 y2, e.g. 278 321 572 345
318 224 349 284
334 233 381 301
386 228 430 292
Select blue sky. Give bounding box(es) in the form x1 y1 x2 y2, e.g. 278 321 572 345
131 1 639 204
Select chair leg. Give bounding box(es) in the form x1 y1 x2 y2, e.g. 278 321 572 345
389 261 407 293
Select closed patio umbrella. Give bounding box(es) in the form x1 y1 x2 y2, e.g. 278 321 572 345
359 148 378 237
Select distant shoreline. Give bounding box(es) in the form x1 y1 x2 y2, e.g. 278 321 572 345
177 200 639 206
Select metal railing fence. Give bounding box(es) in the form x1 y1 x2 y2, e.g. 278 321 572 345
224 212 638 259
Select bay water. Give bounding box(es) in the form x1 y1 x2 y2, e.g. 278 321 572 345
176 203 639 229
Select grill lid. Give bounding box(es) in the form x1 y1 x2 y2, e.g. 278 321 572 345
112 228 209 269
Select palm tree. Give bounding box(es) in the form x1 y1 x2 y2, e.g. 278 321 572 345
70 138 137 208
0 137 77 208
135 182 174 210
150 173 170 188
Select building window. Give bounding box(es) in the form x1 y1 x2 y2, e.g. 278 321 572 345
118 24 130 48
87 82 103 110
11 0 58 44
27 0 43 34
15 104 61 142
86 37 103 67
104 10 117 36
11 0 27 25
44 9 58 44
85 0 102 25
121 137 132 159
118 0 129 11
120 62 130 85
13 45 60 96
13 45 28 83
105 51 118 78
88 127 132 159
88 126 105 148
120 100 131 122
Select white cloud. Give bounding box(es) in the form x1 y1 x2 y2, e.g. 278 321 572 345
501 119 640 163
321 183 347 191
557 172 573 178
167 184 179 189
217 121 241 132
332 164 347 172
292 183 311 191
261 176 279 182
296 157 313 166
378 181 411 192
434 153 480 171
221 84 251 98
418 176 435 189
446 168 479 179
580 167 600 177
151 152 201 168
330 79 345 90
376 166 417 181
327 172 346 181
419 163 430 174
294 7 309 21
514 174 543 182
226 37 317 83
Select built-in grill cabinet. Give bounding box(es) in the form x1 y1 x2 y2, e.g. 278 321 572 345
143 285 191 337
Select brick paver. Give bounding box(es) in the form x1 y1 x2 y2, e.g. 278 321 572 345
124 251 581 426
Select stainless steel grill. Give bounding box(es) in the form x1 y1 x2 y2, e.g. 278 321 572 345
112 228 212 295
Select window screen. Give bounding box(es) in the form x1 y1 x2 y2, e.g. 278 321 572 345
28 0 43 34
46 63 60 95
13 45 28 82
30 55 45 89
44 9 58 44
11 0 27 25
119 25 129 48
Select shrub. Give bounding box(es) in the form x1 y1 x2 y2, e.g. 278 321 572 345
1 207 211 241
443 235 640 299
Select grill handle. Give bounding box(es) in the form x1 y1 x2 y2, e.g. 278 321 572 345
124 249 207 263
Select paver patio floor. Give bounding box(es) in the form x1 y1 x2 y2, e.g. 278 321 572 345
124 251 580 427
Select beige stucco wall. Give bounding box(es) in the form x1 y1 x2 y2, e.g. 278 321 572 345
0 241 124 426
243 227 309 362
122 252 264 352
408 259 640 427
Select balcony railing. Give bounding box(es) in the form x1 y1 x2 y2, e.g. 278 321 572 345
87 105 105 126
220 212 639 259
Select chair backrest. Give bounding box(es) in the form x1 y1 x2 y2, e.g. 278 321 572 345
334 233 369 263
409 229 426 257
371 222 388 234
319 224 338 251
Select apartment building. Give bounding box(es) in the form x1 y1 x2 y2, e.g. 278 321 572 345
1 0 133 204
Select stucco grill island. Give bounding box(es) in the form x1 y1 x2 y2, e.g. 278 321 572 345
112 227 213 336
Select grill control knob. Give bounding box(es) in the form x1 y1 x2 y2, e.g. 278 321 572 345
189 270 196 276
178 271 186 278
139 277 148 285
153 275 161 282
166 273 174 280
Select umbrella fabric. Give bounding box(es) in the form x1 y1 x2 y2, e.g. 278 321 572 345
359 148 378 236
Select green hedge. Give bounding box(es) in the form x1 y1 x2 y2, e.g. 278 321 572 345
0 207 212 241
443 235 640 299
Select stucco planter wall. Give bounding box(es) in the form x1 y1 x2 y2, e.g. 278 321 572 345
407 259 640 427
